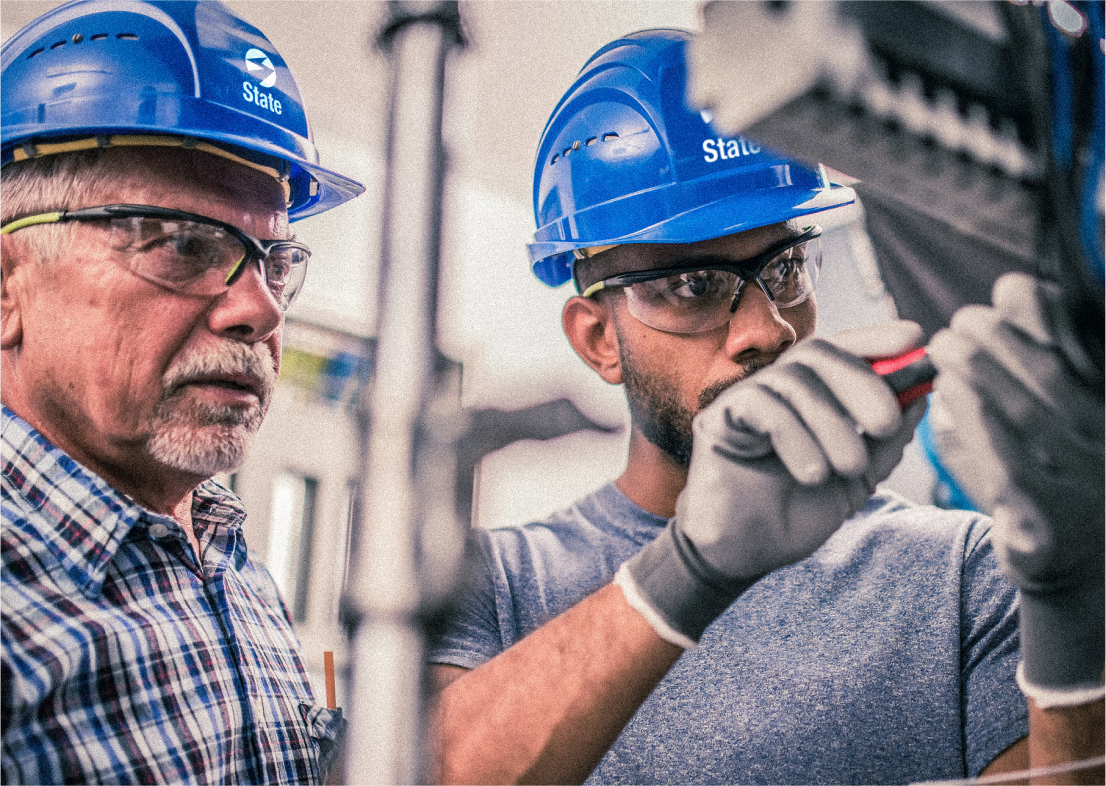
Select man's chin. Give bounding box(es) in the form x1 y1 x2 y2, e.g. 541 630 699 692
147 422 257 477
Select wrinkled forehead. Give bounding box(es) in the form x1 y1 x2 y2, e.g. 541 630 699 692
91 147 290 236
100 147 287 207
572 221 806 293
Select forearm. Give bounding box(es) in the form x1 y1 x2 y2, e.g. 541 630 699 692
1029 698 1105 785
431 582 682 785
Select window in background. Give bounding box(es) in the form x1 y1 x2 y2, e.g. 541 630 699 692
342 481 356 592
267 471 319 624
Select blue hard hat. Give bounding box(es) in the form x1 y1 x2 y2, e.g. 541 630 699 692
530 29 855 287
1 0 364 221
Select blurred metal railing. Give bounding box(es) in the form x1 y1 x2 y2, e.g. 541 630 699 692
342 5 614 781
345 3 464 782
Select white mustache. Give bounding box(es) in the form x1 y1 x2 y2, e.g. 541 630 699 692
162 342 277 402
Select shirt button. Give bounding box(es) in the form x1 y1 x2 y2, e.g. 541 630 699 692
149 523 170 539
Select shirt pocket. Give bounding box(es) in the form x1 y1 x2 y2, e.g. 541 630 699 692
299 703 347 784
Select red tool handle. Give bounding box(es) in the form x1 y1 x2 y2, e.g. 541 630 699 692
870 347 936 408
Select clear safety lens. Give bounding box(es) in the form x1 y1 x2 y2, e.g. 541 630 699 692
107 216 308 310
623 236 821 334
260 245 310 310
757 238 820 307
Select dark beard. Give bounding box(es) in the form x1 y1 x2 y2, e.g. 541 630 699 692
621 352 773 470
622 358 697 469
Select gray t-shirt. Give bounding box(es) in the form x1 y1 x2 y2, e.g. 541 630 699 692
429 483 1028 784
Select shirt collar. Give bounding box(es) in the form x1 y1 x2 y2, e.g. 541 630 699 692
191 478 251 573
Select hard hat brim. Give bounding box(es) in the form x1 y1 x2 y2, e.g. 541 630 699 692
2 92 364 221
530 181 856 288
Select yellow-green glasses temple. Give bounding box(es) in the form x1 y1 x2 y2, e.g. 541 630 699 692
1 210 247 285
581 280 608 298
0 212 63 234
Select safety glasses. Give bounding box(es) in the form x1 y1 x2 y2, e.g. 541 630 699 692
582 226 822 334
0 204 310 312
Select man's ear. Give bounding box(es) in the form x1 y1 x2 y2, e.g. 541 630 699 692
563 294 623 385
1 234 28 350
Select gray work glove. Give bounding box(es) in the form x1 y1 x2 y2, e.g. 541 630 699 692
928 272 1105 706
617 321 928 647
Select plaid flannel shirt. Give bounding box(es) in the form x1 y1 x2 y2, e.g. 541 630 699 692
1 408 344 784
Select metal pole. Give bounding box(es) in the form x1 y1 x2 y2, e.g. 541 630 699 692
346 3 462 783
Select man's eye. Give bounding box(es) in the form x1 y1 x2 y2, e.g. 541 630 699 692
762 258 802 284
266 254 293 283
166 233 222 264
669 271 726 299
137 230 229 284
760 256 815 305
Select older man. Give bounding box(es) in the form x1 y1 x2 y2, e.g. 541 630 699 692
0 1 362 783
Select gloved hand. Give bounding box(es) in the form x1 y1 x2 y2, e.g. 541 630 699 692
928 272 1105 707
617 321 928 647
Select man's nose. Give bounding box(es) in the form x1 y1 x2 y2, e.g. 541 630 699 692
206 258 283 342
723 283 797 362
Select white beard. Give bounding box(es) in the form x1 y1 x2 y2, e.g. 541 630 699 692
146 342 276 476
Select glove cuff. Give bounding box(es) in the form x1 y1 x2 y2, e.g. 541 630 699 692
614 565 699 650
620 522 754 644
1018 585 1105 694
1016 662 1106 709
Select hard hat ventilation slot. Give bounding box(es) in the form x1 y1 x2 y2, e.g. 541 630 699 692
551 132 621 166
27 31 136 58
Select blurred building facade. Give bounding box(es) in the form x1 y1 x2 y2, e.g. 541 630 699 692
215 319 374 705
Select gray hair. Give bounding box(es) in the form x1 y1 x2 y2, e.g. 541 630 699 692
1 150 118 261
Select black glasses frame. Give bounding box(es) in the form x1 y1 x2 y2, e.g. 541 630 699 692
587 225 822 312
8 203 309 290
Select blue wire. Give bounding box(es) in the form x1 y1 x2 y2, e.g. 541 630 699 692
1045 7 1075 168
917 408 980 512
1077 1 1104 288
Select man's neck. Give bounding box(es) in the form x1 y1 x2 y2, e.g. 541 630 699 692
2 394 206 517
173 492 202 559
615 429 689 518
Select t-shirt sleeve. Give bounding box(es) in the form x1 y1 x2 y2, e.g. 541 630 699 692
960 519 1029 776
426 528 505 670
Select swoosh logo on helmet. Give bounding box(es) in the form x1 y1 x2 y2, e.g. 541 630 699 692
245 48 277 89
